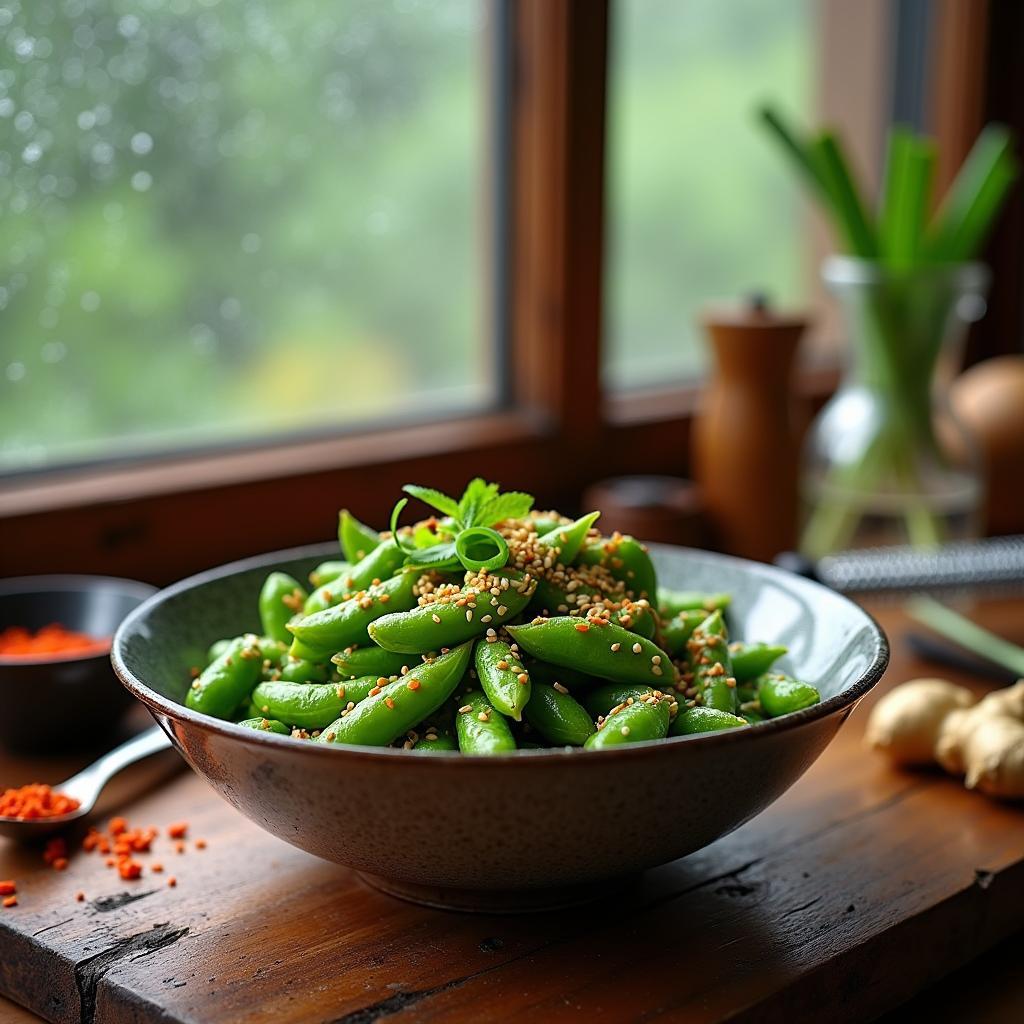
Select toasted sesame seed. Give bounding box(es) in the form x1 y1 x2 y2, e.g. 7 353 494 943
518 673 529 684
553 682 569 694
610 642 621 652
385 697 395 709
458 704 473 714
477 711 489 722
497 660 510 670
620 726 630 736
497 605 508 616
651 655 662 665
432 613 442 623
191 680 201 690
482 614 492 623
632 643 642 654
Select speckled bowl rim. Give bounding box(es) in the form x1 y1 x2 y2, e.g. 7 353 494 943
111 541 889 767
0 574 157 667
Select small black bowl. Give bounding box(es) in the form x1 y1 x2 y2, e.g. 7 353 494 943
0 575 157 754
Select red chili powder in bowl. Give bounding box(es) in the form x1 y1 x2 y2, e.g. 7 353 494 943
0 624 110 660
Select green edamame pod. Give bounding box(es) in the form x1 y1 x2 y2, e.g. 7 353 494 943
206 638 233 664
527 660 598 691
304 540 407 614
186 635 264 720
536 511 600 565
686 610 737 714
319 642 473 746
413 731 457 752
585 691 671 749
583 683 653 720
251 679 368 730
309 560 350 589
660 609 706 658
507 617 675 688
530 512 569 536
474 638 530 721
577 534 657 599
255 637 289 664
657 589 732 618
368 568 536 654
237 717 290 735
289 571 419 659
277 656 330 684
455 691 517 754
758 673 820 718
670 706 747 735
530 579 656 638
259 572 308 644
730 642 788 683
339 509 382 563
522 682 595 746
331 644 413 679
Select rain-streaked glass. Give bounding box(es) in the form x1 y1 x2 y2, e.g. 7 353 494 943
606 0 812 388
0 0 491 472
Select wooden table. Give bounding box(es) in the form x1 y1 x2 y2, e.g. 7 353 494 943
2 600 1023 1024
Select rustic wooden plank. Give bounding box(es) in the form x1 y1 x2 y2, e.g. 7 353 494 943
1 601 1022 1023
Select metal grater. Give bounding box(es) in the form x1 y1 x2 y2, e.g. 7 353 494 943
810 535 1024 596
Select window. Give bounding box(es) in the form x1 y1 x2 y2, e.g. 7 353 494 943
605 0 814 389
1 0 496 473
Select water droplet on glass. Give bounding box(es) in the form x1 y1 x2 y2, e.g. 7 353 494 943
80 291 101 312
0 98 14 118
130 131 153 155
21 142 42 164
118 15 141 38
77 110 96 130
131 170 152 192
219 297 241 320
5 363 26 384
14 110 34 132
91 141 114 164
41 341 67 364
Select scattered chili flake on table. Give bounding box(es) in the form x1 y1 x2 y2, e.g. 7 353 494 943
0 784 80 820
2 896 16 909
0 624 109 659
0 881 15 896
167 822 188 839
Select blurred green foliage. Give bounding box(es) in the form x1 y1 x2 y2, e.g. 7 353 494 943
607 0 811 387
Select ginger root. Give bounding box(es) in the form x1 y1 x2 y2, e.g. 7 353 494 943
866 678 1024 799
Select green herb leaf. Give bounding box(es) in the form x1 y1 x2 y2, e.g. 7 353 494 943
388 498 418 557
479 491 534 526
402 540 460 570
454 527 509 572
402 484 461 521
458 478 500 528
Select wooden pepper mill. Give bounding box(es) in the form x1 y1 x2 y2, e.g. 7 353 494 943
691 295 807 562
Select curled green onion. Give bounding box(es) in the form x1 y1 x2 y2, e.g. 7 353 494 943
455 527 509 572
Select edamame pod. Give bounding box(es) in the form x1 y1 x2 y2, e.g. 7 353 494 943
685 610 737 714
368 569 536 654
660 610 706 658
455 691 517 754
319 642 473 746
507 617 675 688
187 635 264 720
277 656 330 684
206 638 233 664
339 509 382 563
413 731 457 752
237 717 290 735
671 706 747 735
474 638 530 721
577 534 657 599
530 579 656 637
304 540 406 615
289 571 419 658
758 673 820 718
536 511 600 565
331 644 413 680
583 683 653 720
585 691 671 749
730 642 788 683
259 572 308 644
309 560 350 589
522 682 595 746
251 678 376 730
657 589 732 618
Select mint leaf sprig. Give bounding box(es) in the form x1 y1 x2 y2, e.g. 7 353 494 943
390 479 535 574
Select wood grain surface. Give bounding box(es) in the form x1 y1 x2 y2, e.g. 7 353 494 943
1 601 1023 1024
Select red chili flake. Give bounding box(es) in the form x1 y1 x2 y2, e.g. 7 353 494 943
2 896 17 908
166 822 188 840
75 891 85 902
118 860 142 881
574 623 590 632
0 881 15 896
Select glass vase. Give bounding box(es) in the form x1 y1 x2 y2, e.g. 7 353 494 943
800 257 989 559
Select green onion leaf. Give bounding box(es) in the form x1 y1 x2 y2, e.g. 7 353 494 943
454 527 509 572
389 498 418 557
402 484 461 521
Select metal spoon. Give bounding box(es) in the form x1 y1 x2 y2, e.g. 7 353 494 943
0 726 172 841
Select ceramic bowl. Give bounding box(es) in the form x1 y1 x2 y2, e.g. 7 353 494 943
0 575 157 754
111 542 887 912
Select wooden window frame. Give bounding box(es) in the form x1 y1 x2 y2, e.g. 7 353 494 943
1 0 1017 583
